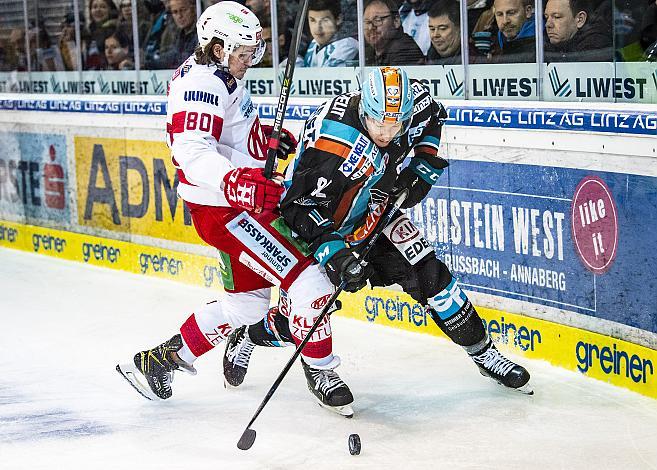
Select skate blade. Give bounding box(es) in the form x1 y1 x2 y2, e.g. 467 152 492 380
223 378 241 390
115 362 161 401
313 397 354 418
480 371 534 395
515 382 534 395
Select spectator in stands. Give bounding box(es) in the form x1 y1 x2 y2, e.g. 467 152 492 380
116 0 152 55
302 0 358 66
426 1 462 64
104 29 135 70
636 0 657 60
363 0 425 65
491 0 535 62
469 1 498 59
59 11 82 71
4 28 29 71
399 0 431 54
467 0 494 31
85 0 119 69
145 0 197 69
544 0 613 61
143 0 171 68
5 22 64 72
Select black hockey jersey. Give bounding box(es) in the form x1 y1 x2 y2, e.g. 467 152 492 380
280 79 448 264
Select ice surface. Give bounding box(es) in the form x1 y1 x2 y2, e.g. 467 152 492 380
1 247 656 469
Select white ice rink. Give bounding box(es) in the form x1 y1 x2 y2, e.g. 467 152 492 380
1 247 657 469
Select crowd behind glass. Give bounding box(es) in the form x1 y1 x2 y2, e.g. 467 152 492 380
1 0 655 90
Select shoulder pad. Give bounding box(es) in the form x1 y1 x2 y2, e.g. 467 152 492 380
213 69 238 94
410 79 431 99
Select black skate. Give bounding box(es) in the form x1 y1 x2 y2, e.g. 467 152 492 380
223 325 256 388
302 359 354 418
470 342 533 395
116 334 196 401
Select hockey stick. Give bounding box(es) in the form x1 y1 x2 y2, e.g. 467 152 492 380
263 0 311 179
237 189 409 450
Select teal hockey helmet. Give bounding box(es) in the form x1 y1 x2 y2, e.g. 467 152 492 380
359 67 414 133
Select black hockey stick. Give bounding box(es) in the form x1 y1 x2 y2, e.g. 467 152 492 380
263 0 310 179
237 189 409 451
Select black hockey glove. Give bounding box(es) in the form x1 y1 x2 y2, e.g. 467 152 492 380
393 154 448 209
324 247 371 293
262 124 298 160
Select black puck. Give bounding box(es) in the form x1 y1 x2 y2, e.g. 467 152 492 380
348 433 361 455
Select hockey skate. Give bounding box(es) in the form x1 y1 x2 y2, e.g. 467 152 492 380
223 325 256 388
302 359 354 418
116 334 197 401
470 342 533 395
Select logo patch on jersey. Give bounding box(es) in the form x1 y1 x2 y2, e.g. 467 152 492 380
214 69 237 93
310 177 331 198
247 119 268 161
311 294 331 309
184 90 220 106
227 213 297 278
241 94 255 118
382 215 433 266
340 134 378 180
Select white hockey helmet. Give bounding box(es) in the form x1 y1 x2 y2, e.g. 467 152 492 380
196 1 265 68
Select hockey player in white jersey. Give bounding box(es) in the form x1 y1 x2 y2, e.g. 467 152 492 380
116 1 356 416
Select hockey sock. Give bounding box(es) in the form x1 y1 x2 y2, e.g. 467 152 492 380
247 306 294 347
427 278 487 347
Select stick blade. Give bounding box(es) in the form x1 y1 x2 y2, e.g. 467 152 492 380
237 428 257 450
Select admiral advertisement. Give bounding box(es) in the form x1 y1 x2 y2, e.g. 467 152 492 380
74 136 200 244
405 161 657 334
0 132 69 224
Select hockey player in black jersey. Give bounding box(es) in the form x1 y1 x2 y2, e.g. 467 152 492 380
224 67 533 407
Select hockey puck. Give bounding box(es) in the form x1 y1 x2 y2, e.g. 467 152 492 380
348 433 361 455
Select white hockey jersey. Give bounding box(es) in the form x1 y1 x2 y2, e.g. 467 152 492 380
166 55 269 206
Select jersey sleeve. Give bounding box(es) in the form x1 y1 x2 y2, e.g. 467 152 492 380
410 81 449 169
167 76 235 192
280 143 352 264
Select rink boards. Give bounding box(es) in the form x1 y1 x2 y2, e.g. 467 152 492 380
0 218 655 399
0 95 656 400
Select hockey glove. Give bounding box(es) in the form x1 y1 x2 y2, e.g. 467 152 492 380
393 154 448 209
324 247 371 293
223 167 284 213
262 124 298 160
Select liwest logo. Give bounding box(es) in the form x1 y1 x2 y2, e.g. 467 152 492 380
0 224 18 243
576 341 653 384
549 66 648 99
32 233 66 253
138 252 183 275
549 67 572 97
481 317 542 352
364 295 428 327
445 69 464 97
82 241 120 263
226 213 296 277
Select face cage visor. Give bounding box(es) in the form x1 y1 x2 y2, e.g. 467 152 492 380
358 99 412 140
222 37 266 68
